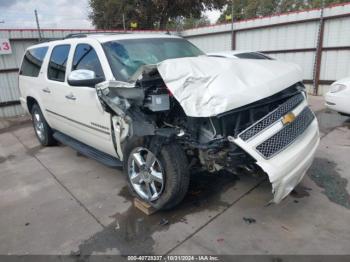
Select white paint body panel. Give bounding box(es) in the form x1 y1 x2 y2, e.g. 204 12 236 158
19 37 117 157
157 56 302 117
231 100 319 203
207 50 273 60
324 77 350 115
157 56 319 202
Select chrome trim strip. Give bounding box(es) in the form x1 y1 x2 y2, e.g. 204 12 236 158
91 122 110 131
46 109 110 135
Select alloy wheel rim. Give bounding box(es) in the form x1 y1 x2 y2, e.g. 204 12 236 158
33 110 45 141
128 147 164 202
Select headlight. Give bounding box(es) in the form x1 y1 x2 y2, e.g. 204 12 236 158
330 84 346 93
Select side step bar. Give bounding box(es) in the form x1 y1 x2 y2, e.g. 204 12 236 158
53 131 122 168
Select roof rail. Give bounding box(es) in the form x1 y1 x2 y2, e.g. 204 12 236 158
64 31 129 39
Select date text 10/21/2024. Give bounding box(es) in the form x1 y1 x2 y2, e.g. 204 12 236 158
127 256 220 261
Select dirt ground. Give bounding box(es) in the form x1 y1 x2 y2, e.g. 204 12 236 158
0 96 349 256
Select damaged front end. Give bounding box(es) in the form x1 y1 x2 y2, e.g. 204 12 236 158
96 57 319 204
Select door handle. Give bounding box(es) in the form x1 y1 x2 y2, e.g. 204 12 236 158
42 87 51 93
65 94 77 101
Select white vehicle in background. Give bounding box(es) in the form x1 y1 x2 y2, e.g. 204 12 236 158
325 77 350 116
208 50 274 60
18 33 319 210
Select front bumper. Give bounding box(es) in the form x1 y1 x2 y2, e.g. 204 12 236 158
231 97 320 203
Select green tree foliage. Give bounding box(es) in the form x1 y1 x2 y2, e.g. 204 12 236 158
89 0 226 30
218 0 348 23
164 15 211 31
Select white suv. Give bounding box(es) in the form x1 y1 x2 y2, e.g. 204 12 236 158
19 33 320 210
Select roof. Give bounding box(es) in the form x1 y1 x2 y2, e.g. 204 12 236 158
26 33 182 49
87 33 181 43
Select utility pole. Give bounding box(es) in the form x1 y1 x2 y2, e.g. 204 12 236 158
231 0 235 50
122 13 126 31
34 9 42 41
312 0 325 96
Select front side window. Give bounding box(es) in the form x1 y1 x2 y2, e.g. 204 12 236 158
48 45 70 82
20 47 48 77
72 44 104 78
103 38 204 82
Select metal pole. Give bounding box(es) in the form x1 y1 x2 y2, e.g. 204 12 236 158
34 9 42 41
122 13 126 31
313 0 325 96
231 0 235 50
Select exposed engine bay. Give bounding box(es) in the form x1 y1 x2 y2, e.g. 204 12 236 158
96 65 305 176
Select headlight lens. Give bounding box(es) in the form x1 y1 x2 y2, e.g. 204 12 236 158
330 84 346 93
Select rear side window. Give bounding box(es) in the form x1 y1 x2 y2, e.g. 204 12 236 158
48 45 70 82
20 47 48 77
72 44 104 78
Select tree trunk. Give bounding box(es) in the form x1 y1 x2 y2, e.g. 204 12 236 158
159 15 168 30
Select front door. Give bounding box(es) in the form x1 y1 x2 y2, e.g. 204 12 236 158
63 43 116 157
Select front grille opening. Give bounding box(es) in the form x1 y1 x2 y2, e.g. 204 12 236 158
239 92 305 141
216 84 303 137
256 107 315 159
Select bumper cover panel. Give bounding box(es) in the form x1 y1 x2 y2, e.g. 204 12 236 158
232 100 320 203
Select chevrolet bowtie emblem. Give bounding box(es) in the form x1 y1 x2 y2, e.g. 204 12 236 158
282 112 296 125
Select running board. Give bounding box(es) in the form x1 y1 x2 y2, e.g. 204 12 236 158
53 131 122 168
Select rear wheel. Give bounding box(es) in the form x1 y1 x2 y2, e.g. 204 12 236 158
31 104 56 146
124 138 190 210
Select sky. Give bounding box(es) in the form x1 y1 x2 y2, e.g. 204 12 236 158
0 0 222 29
0 0 93 29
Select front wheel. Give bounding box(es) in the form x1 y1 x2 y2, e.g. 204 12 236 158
124 138 190 210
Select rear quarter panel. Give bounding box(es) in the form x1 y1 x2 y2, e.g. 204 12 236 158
18 46 51 123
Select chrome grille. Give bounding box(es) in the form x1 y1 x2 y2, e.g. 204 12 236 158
256 107 315 159
239 93 304 141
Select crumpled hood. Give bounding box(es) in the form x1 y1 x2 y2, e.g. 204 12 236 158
157 56 302 117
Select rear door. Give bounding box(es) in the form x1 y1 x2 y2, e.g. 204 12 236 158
44 44 73 135
63 43 117 157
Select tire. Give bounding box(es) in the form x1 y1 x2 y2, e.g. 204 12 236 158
123 137 190 210
31 104 56 146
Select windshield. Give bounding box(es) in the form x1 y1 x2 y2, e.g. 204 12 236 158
103 37 204 82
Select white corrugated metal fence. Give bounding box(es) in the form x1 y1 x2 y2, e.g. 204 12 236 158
183 3 350 96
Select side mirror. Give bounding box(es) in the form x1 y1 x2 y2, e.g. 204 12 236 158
68 69 104 87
